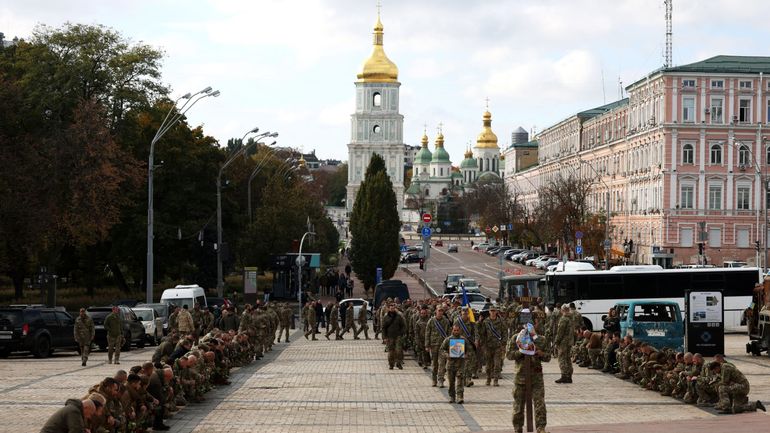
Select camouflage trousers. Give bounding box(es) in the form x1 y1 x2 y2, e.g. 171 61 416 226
696 377 719 403
588 348 602 368
107 335 123 363
326 322 340 339
512 377 547 431
386 338 403 367
77 341 91 363
353 321 369 339
485 345 504 380
446 359 466 400
340 321 358 337
430 346 447 383
557 345 573 377
277 325 290 342
414 339 430 366
718 382 756 413
464 346 477 382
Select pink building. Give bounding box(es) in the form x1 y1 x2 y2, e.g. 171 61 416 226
505 56 770 267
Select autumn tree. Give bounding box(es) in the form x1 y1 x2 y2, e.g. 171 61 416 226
534 172 596 255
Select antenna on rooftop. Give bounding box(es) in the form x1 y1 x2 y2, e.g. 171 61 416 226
664 0 673 68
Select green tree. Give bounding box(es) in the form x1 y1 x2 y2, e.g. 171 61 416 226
349 154 400 291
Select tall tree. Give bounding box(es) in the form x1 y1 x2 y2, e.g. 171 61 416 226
349 154 400 291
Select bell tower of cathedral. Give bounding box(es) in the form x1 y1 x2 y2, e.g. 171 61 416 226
346 10 405 212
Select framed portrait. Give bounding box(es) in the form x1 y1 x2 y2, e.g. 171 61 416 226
449 338 465 358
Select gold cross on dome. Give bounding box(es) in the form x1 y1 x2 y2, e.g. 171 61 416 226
376 0 382 17
423 122 427 134
485 97 490 110
437 122 444 134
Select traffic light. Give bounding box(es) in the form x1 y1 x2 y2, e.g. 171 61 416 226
419 258 424 270
756 240 761 252
698 243 704 255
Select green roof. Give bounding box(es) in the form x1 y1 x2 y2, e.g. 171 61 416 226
414 147 432 164
405 181 420 195
577 98 629 120
431 147 450 163
509 140 538 150
460 156 478 169
451 171 463 178
667 55 770 74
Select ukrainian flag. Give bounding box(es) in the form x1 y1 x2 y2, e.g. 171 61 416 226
461 286 476 323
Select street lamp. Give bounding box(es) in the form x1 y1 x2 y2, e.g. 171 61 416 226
146 86 219 303
216 129 272 296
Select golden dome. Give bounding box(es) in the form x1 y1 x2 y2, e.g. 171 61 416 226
475 110 499 149
435 132 445 147
357 14 399 83
421 131 429 147
464 148 473 159
298 154 307 167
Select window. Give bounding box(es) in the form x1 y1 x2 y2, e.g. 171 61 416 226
737 186 751 210
682 143 694 164
710 144 722 164
682 79 696 88
767 146 770 165
737 228 750 248
680 185 694 209
710 97 723 123
708 185 722 210
425 189 429 197
739 80 752 89
711 79 724 89
739 99 751 122
372 92 381 107
738 145 750 166
682 97 695 122
767 99 770 123
709 228 722 247
680 227 694 247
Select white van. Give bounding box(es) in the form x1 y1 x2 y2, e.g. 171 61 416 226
160 285 208 310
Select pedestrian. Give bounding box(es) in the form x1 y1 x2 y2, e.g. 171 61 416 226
314 300 325 330
177 305 195 335
413 305 430 368
479 305 506 386
454 308 477 387
325 302 341 340
441 324 466 404
382 303 406 369
426 307 451 387
554 304 574 383
339 301 359 339
104 306 124 365
346 277 354 297
304 301 318 340
40 398 98 433
74 308 95 366
506 323 551 433
353 301 370 340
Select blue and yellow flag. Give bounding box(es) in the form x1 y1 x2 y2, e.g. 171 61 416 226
461 286 476 323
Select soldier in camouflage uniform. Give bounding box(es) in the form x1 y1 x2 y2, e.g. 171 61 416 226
278 303 292 343
478 305 506 386
554 304 574 383
167 306 179 334
413 306 430 368
710 359 765 413
381 303 406 369
304 301 318 340
104 306 124 365
74 308 95 366
426 307 451 387
441 324 466 404
339 301 358 339
353 301 370 340
506 323 551 433
454 308 477 387
325 302 341 340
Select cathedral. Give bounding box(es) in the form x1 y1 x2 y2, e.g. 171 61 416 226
345 11 502 216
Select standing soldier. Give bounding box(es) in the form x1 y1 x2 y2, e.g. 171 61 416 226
339 301 358 339
478 305 506 386
104 306 124 365
441 324 467 404
325 302 341 340
554 304 574 383
277 304 292 343
381 303 406 369
167 306 179 334
454 308 477 387
304 301 318 340
413 306 431 369
74 308 95 366
506 323 551 433
426 307 451 387
353 301 370 340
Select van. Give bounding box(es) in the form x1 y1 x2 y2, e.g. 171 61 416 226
550 261 595 272
614 300 684 351
723 261 748 268
160 285 208 310
373 280 410 309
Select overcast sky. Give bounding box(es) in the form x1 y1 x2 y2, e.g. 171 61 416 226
3 0 770 161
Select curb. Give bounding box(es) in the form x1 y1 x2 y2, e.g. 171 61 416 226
400 266 438 298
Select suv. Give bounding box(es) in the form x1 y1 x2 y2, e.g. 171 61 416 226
444 273 465 293
86 306 146 351
373 280 410 309
0 306 78 358
614 301 684 351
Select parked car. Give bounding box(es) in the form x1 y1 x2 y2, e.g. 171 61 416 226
458 278 481 293
400 252 421 263
0 306 78 358
472 242 490 251
447 244 458 253
486 247 501 256
137 302 170 334
504 249 524 260
490 246 513 256
131 307 164 346
444 273 466 293
538 258 560 270
434 240 443 247
515 251 538 263
525 255 547 266
160 285 208 310
339 298 373 320
530 255 553 267
449 293 488 311
87 306 146 351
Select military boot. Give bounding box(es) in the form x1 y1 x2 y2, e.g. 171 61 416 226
493 378 499 386
438 379 445 388
456 393 464 404
486 378 491 386
432 378 437 387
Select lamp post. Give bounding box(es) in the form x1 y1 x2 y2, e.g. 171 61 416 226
296 230 315 327
146 87 219 304
216 128 271 296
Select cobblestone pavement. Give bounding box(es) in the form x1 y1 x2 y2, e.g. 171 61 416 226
1 324 768 432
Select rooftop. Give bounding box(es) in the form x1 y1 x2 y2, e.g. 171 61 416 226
577 98 629 120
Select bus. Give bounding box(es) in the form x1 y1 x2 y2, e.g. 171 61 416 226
543 267 761 332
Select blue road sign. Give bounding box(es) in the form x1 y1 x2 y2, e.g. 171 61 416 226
421 227 432 238
507 223 513 231
576 245 583 255
376 267 382 284
575 231 584 239
400 245 408 252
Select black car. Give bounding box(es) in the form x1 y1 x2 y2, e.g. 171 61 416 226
0 306 78 358
86 306 146 351
373 280 410 309
400 252 421 263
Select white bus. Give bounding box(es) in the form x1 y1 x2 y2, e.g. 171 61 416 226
544 267 760 332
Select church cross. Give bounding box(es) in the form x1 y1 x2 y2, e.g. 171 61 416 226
485 97 490 110
376 0 382 17
437 121 444 134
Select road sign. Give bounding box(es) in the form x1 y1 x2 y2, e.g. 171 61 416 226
400 245 408 252
576 245 583 255
508 224 513 231
577 238 582 246
422 213 432 224
492 225 499 233
376 267 382 284
485 226 491 233
500 225 506 231
421 227 432 238
604 239 611 248
575 231 583 239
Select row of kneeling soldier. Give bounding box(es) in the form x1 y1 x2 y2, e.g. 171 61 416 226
42 302 294 433
549 301 767 415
